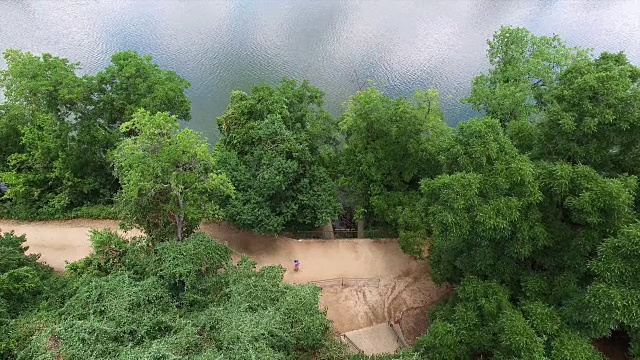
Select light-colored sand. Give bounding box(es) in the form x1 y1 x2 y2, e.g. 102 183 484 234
0 219 449 344
201 223 428 283
343 323 401 355
0 219 144 270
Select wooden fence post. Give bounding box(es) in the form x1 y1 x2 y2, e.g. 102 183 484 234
357 219 365 238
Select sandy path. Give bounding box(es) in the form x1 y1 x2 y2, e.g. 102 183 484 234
201 223 426 283
0 219 449 341
0 219 144 270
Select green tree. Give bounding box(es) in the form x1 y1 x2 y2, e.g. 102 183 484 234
0 232 50 315
112 110 234 241
528 162 636 306
413 121 636 295
415 277 541 360
1 111 80 217
536 52 640 177
90 50 192 129
0 50 95 216
0 231 53 358
466 26 588 127
0 50 86 117
0 50 192 219
412 118 545 283
415 278 602 360
12 230 344 359
578 224 640 356
360 29 640 358
404 116 637 358
215 78 341 234
0 105 27 173
339 87 452 231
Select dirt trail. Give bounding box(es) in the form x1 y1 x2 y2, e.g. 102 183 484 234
0 219 144 270
201 223 428 283
0 219 449 341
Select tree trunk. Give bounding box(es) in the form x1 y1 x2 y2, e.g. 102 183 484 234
176 213 183 241
174 189 185 241
320 221 334 239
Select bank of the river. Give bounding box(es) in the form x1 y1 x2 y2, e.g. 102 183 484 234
0 219 450 343
0 220 631 357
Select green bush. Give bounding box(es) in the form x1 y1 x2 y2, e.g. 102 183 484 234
6 230 343 359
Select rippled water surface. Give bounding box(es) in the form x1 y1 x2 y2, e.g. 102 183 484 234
1 1 639 141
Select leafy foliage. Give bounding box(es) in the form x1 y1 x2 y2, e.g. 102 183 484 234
0 105 27 173
415 278 603 360
90 50 191 128
413 118 545 284
391 27 640 360
0 231 53 358
0 50 191 219
0 231 51 314
112 110 234 241
577 224 640 352
404 118 637 358
0 50 96 217
530 162 636 304
466 26 588 127
535 52 640 176
215 78 341 234
339 87 452 230
5 230 345 359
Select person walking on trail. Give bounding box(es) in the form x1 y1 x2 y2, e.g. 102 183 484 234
294 259 300 272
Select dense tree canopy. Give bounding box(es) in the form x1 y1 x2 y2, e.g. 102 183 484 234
90 50 192 128
415 277 604 360
0 106 25 173
399 27 640 359
215 79 341 234
535 52 640 176
580 225 640 358
0 50 97 217
0 50 191 219
0 231 54 358
410 118 546 283
112 110 234 241
338 87 452 231
465 26 588 127
0 230 347 359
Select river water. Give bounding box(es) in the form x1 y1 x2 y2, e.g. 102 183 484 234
1 0 639 142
